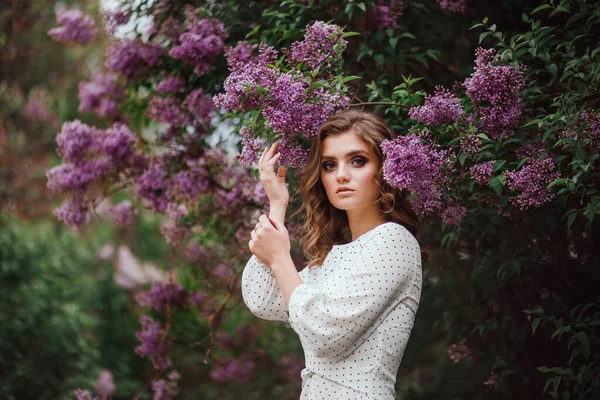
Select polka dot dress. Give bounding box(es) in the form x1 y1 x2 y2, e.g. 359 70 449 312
242 222 422 400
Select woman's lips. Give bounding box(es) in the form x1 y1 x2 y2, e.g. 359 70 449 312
337 189 354 196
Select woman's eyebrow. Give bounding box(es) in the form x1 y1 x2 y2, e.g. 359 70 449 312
321 149 370 161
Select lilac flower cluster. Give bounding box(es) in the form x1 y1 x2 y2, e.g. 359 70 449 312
215 23 350 168
437 0 466 13
109 200 136 226
135 316 173 371
105 40 165 77
213 169 267 211
136 282 188 311
48 8 97 44
224 41 256 65
75 389 99 400
464 48 525 138
470 161 494 184
78 74 125 119
47 121 139 227
214 43 278 112
409 86 463 125
504 157 559 210
103 7 131 36
168 14 228 77
157 75 186 94
236 127 264 167
363 0 403 32
151 374 180 400
439 203 467 225
94 369 116 399
459 134 482 153
135 163 170 212
580 110 600 152
210 355 256 382
288 21 347 70
170 167 211 201
185 88 215 124
381 133 452 214
448 339 471 363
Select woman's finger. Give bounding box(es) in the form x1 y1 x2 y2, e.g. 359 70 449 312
259 145 269 165
267 152 281 166
258 214 272 229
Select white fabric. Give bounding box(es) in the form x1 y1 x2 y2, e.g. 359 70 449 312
241 222 422 400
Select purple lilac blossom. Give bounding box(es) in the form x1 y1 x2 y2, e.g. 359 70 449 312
437 0 466 13
236 127 263 167
54 197 89 227
102 122 136 161
55 120 98 164
288 21 347 70
94 369 116 400
504 157 559 210
364 0 403 32
78 74 124 119
463 48 525 138
224 41 257 65
262 74 350 141
447 339 471 363
166 203 188 220
459 135 481 153
439 203 467 225
109 200 136 226
185 89 215 124
213 45 278 112
160 224 189 245
74 390 99 400
106 40 165 77
409 86 463 125
210 263 234 284
170 168 210 200
381 134 451 214
470 161 494 184
135 164 170 212
157 76 186 94
103 7 131 35
48 8 97 44
168 16 228 77
515 140 549 160
580 110 600 152
210 356 256 382
24 96 50 121
151 379 179 400
135 316 172 370
136 282 188 311
147 96 192 126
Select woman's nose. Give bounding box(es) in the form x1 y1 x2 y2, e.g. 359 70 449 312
336 164 350 182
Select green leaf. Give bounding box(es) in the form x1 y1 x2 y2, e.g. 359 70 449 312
575 332 590 359
493 160 506 172
531 4 552 15
490 176 505 195
341 31 361 38
532 317 542 334
479 31 494 44
567 212 577 229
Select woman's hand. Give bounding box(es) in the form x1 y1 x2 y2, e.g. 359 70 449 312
259 143 288 224
249 214 291 268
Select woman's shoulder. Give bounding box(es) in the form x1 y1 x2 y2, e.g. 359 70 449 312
364 221 419 249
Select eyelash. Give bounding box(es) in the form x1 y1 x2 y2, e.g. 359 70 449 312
321 157 367 171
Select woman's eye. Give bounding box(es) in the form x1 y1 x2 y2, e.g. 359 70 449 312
352 157 366 167
322 162 336 171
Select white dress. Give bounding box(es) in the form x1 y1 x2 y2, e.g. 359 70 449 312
241 222 422 400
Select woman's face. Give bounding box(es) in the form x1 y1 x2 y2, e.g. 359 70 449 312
320 130 381 213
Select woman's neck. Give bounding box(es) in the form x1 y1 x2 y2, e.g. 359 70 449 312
346 208 387 242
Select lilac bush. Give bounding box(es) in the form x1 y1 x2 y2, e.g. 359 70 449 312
48 8 97 44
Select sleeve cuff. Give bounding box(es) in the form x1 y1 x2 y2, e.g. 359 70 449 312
287 283 311 325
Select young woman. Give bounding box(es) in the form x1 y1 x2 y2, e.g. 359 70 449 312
241 109 422 400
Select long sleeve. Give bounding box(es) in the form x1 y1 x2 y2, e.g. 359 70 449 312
241 254 289 321
287 224 421 360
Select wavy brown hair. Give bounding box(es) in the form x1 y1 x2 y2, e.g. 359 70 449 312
295 109 418 268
